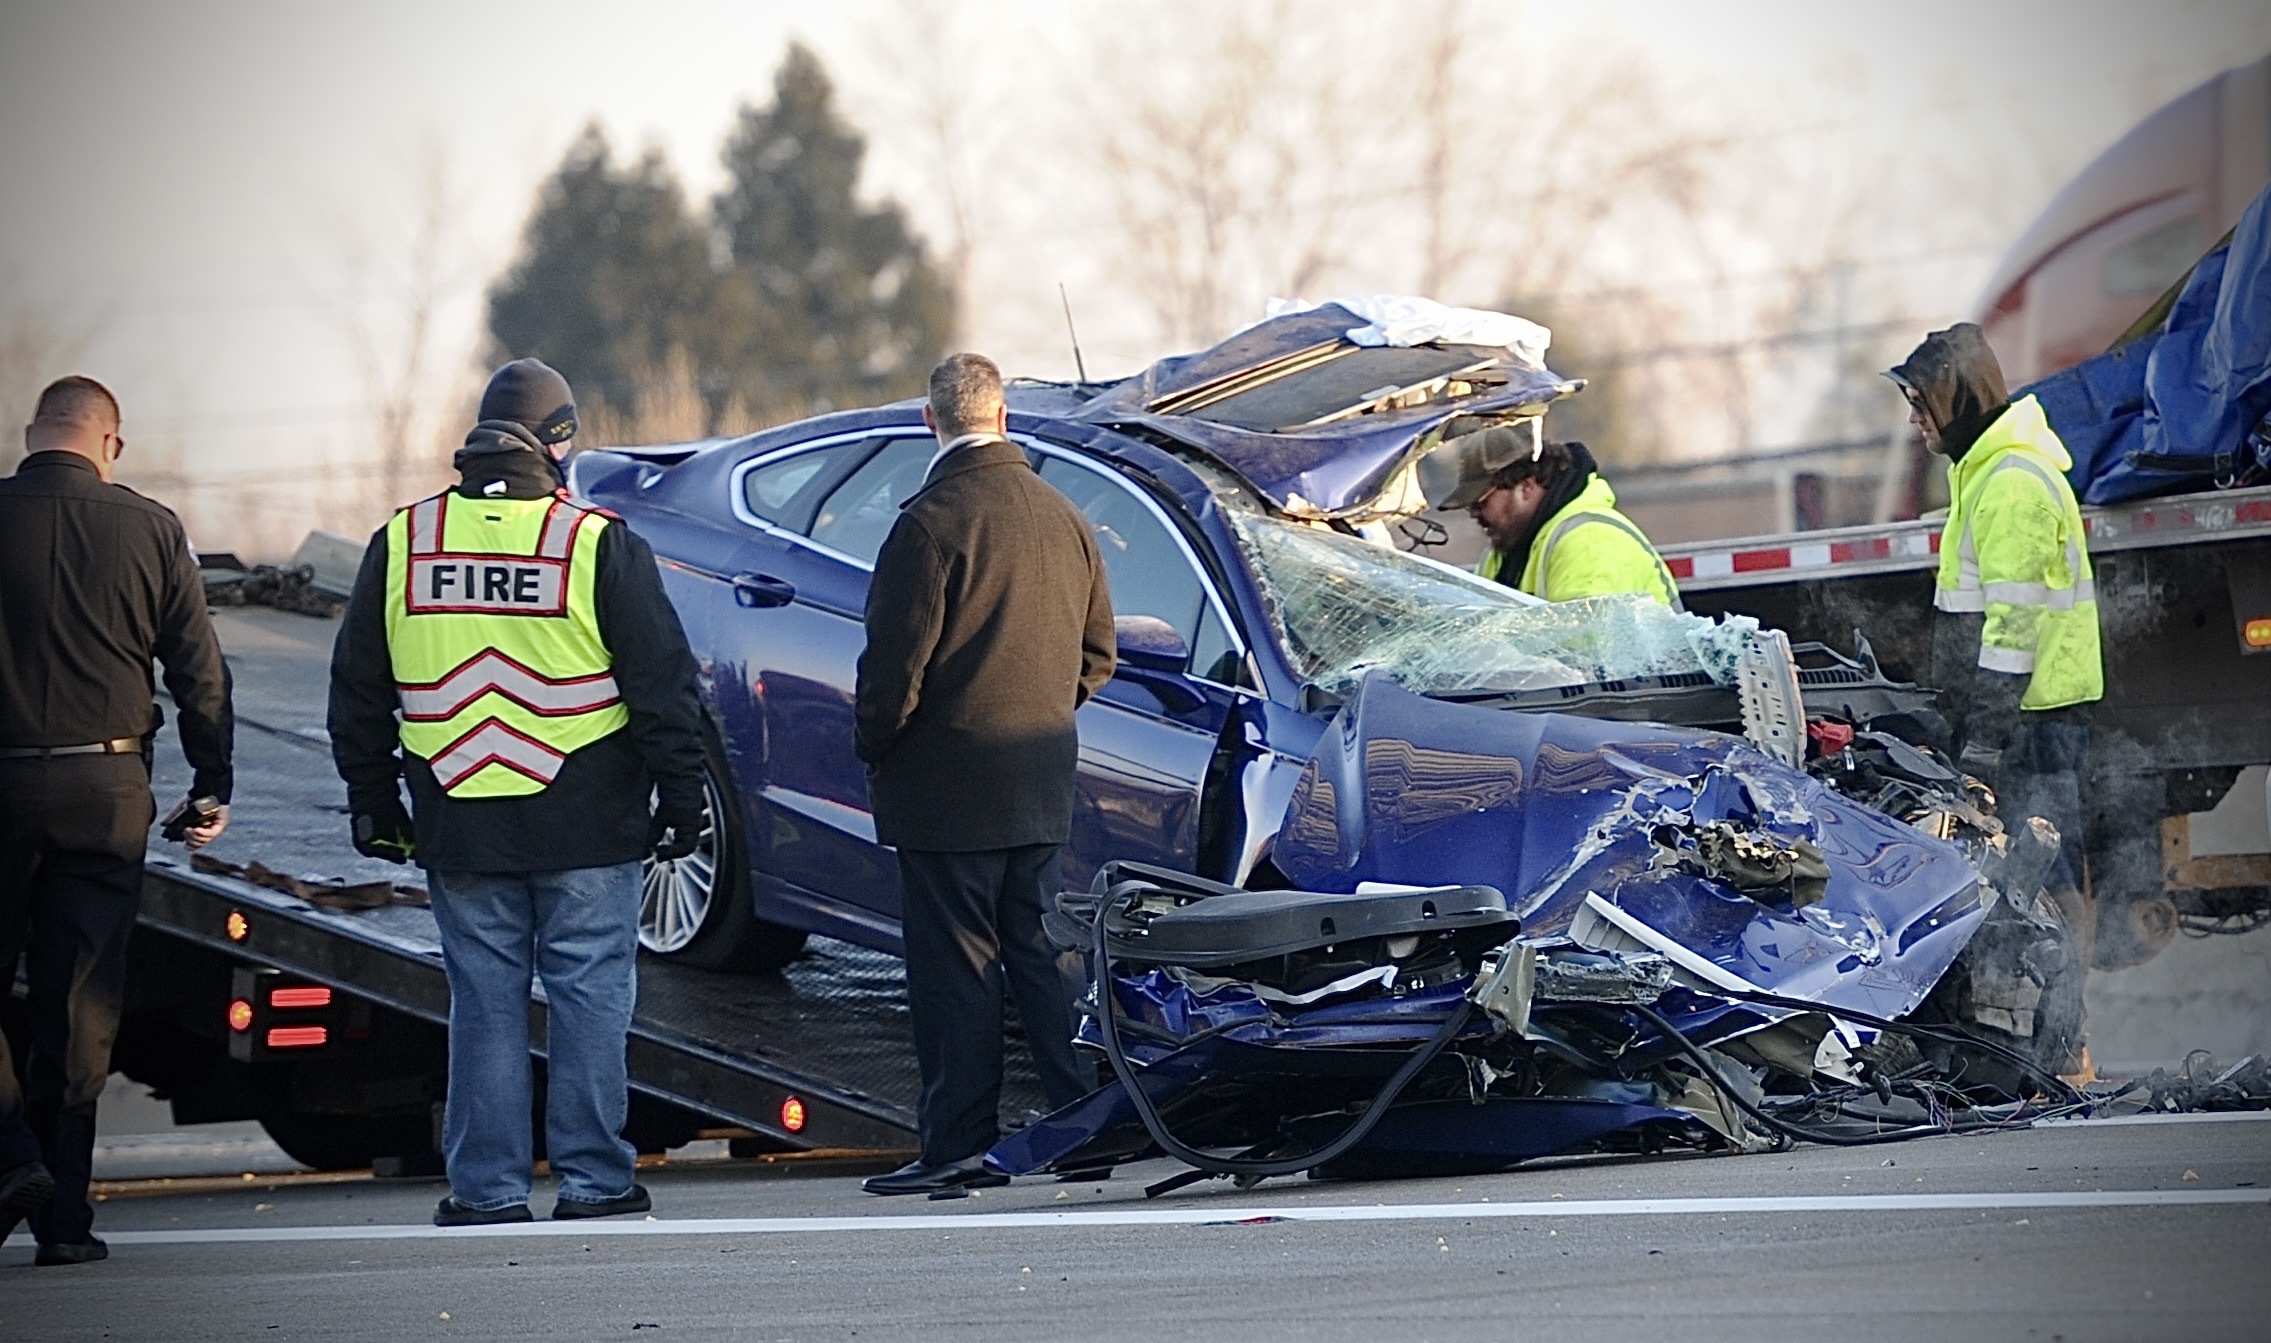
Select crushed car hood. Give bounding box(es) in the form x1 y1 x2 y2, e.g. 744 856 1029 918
1075 303 1578 518
1268 673 1992 1024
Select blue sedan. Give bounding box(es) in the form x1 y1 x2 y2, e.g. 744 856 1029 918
569 304 1985 1040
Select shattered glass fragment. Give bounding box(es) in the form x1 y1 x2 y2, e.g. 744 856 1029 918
1222 508 1762 697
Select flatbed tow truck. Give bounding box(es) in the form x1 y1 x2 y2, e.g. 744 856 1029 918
86 607 1038 1172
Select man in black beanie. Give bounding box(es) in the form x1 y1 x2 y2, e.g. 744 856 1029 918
328 358 710 1224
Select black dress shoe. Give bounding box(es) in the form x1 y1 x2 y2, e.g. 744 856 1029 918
35 1237 107 1266
0 1161 55 1248
553 1183 651 1220
433 1196 534 1227
862 1157 1010 1197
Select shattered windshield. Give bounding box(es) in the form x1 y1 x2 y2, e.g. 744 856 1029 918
1223 508 1759 698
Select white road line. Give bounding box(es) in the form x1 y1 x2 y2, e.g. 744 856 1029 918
2038 1110 2271 1129
100 1188 2270 1246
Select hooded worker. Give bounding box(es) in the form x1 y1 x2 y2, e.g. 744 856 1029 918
1890 323 2103 1072
1419 423 1682 607
327 358 712 1225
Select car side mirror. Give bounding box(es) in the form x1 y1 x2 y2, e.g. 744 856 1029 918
1114 615 1189 674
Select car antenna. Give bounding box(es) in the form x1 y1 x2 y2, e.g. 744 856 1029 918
1059 282 1091 385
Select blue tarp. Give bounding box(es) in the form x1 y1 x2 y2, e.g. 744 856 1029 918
2028 181 2271 504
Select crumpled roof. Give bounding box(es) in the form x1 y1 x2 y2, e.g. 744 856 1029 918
1075 302 1578 517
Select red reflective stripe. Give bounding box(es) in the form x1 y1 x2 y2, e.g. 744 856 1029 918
2241 500 2271 524
1732 548 1790 572
1829 537 1891 563
1928 531 1942 553
1664 555 1694 579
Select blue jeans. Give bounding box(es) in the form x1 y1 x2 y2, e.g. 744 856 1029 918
427 863 641 1209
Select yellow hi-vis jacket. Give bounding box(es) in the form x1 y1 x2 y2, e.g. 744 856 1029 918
1934 395 2104 710
1477 474 1683 609
383 491 630 797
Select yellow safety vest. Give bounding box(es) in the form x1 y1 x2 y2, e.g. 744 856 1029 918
383 491 629 797
1933 395 2103 711
1478 475 1682 609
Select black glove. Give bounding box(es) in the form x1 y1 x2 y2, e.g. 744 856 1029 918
351 793 416 864
1958 663 2025 794
647 803 705 863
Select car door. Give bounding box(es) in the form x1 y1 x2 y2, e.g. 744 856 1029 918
1031 449 1246 890
739 434 938 931
698 432 919 944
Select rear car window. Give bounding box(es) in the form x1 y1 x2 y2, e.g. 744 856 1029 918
742 442 861 532
808 438 935 565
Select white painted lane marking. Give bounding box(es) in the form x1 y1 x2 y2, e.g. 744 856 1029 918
100 1188 2270 1246
2038 1110 2271 1129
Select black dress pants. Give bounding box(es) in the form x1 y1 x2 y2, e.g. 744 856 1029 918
896 844 1091 1164
0 755 152 1245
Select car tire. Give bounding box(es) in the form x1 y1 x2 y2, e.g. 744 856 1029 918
639 734 809 974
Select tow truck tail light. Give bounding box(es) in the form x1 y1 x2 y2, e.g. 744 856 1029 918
228 966 340 1061
780 1096 807 1133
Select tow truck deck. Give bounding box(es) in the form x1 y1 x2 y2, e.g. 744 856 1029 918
123 607 1046 1163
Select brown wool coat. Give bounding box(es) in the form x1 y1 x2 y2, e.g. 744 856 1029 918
854 437 1116 851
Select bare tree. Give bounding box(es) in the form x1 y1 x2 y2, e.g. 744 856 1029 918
861 0 987 348
1089 2 1385 348
322 141 484 528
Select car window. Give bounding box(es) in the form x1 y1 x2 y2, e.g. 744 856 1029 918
808 438 935 565
1190 601 1243 685
742 441 862 533
1037 456 1211 662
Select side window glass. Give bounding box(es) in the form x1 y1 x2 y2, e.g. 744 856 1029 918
1189 602 1244 686
1037 457 1209 659
742 442 859 533
809 438 936 566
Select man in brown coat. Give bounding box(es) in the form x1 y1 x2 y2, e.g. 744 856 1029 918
854 353 1115 1196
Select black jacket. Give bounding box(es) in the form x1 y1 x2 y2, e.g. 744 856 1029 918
0 451 233 800
855 437 1116 851
327 429 708 872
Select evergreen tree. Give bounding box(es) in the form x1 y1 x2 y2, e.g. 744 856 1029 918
711 43 955 419
486 124 716 427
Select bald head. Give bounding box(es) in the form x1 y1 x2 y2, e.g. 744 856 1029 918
26 375 124 479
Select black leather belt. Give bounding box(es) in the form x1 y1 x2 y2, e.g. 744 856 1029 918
0 737 145 760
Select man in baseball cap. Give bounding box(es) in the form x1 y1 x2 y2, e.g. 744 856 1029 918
1419 421 1681 607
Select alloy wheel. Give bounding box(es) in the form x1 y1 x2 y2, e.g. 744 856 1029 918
638 774 722 954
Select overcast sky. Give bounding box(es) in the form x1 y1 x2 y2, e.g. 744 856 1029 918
3 0 2267 552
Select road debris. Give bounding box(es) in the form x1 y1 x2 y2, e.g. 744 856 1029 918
189 852 428 909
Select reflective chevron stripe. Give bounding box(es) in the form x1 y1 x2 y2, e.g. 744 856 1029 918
398 649 621 722
427 719 570 791
408 496 444 555
536 499 585 560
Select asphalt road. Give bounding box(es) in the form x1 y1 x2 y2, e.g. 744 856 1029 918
7 1112 2267 1342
